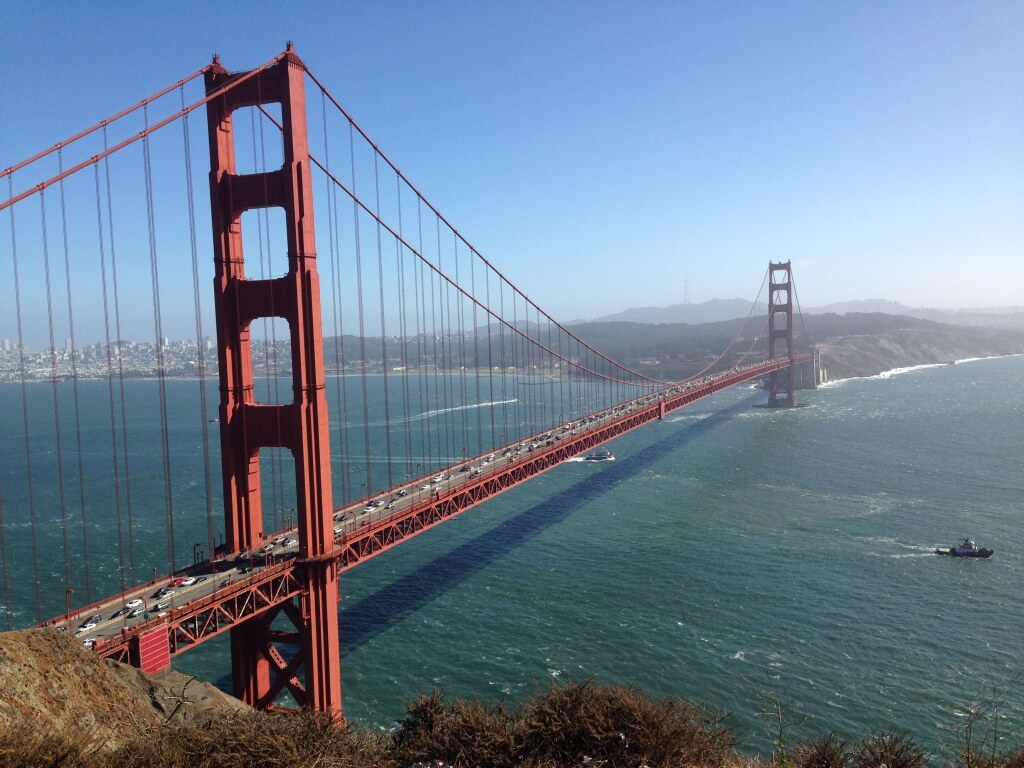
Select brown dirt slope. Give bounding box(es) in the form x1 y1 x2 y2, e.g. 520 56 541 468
0 629 248 747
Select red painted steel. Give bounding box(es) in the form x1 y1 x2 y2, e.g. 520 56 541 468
136 627 171 674
204 45 341 716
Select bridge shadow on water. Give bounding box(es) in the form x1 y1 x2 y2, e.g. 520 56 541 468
339 394 757 653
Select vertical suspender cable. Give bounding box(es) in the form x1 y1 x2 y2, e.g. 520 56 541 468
373 153 394 490
395 175 413 480
485 263 496 447
470 248 482 453
434 220 449 465
428 223 440 469
142 106 176 577
103 128 138 586
94 161 128 598
348 123 372 497
323 101 352 508
181 86 216 563
39 190 74 614
7 177 41 620
57 149 93 603
499 276 508 443
453 235 469 457
415 202 430 471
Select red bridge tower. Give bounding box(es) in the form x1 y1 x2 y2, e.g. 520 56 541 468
767 261 797 407
205 47 341 715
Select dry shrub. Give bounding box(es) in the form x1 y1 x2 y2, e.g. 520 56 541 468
516 679 733 768
393 690 516 767
791 733 848 768
1002 749 1024 768
849 733 928 768
0 721 100 768
99 709 395 768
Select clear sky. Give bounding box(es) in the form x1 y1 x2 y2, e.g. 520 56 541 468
2 0 1022 325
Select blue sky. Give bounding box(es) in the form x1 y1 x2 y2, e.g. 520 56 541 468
2 0 1022 330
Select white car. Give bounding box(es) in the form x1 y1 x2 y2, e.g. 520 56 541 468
179 576 197 587
126 598 144 609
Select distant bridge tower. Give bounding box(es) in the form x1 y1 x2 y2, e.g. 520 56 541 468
767 261 796 407
205 46 341 715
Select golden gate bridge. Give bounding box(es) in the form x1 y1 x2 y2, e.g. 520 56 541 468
0 45 814 716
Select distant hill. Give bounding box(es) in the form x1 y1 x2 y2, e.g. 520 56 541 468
812 300 1024 330
589 299 753 325
570 312 1024 381
591 298 1024 330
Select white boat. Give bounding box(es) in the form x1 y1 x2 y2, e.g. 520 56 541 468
583 450 614 462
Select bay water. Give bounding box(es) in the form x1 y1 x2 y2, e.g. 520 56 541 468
2 355 1021 753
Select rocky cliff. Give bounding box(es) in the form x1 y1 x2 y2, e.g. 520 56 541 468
0 629 248 748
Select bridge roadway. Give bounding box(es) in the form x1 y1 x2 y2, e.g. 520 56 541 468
43 355 810 666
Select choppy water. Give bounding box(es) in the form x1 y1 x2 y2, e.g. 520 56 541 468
3 355 1022 752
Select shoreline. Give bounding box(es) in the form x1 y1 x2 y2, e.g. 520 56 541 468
819 351 1023 387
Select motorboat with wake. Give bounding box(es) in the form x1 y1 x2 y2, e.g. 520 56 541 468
583 450 614 462
934 538 993 558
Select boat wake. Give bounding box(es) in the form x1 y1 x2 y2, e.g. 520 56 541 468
374 398 519 426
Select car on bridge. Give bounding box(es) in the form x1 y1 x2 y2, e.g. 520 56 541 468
126 599 143 609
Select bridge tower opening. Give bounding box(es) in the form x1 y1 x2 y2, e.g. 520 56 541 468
204 46 341 716
767 261 797 407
